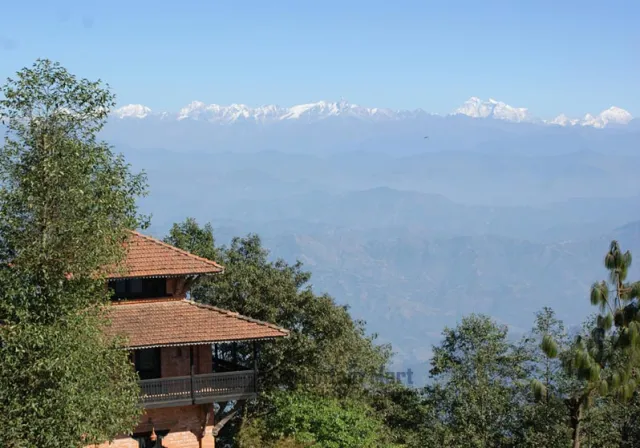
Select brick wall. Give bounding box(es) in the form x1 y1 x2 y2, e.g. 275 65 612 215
197 345 212 374
165 277 189 299
161 346 190 377
160 345 212 377
90 404 215 448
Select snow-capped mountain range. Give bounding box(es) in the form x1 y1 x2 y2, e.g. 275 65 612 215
453 97 634 128
112 97 634 129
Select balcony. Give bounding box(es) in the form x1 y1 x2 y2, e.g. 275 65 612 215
139 370 256 408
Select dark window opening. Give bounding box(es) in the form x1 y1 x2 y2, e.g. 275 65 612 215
135 348 162 380
133 430 169 448
109 278 167 299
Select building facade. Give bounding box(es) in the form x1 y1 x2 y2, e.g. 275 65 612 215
90 232 288 448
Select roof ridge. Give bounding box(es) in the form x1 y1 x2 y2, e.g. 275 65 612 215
183 299 290 335
129 230 224 271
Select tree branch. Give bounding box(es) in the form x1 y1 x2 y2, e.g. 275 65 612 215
212 400 245 436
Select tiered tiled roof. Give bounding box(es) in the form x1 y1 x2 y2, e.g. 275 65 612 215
105 299 289 348
106 231 224 279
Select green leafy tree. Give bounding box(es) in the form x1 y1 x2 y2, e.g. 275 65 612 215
237 391 398 448
580 393 640 448
368 382 432 447
0 59 147 447
164 218 218 262
520 307 572 448
424 314 528 448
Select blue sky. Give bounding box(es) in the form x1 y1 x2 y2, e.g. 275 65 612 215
0 0 638 118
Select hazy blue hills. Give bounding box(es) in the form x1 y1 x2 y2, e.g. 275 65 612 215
124 146 640 206
249 221 640 374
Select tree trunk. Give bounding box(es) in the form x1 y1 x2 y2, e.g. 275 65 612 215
571 419 581 448
568 400 582 448
621 411 632 448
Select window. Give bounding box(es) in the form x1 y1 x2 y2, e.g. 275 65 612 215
114 280 126 295
130 278 143 294
133 430 169 448
135 348 162 380
109 278 167 299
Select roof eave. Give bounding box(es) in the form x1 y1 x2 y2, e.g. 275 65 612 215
106 270 224 281
119 334 289 350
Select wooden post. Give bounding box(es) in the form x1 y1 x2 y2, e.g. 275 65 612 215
252 342 258 393
190 346 195 404
232 342 238 366
175 277 186 297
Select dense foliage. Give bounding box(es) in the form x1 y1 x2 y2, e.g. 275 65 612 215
237 391 397 448
0 60 147 447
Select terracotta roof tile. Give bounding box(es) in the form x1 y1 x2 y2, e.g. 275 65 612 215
105 299 289 348
106 231 224 279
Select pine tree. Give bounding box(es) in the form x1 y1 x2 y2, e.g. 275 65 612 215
587 241 640 399
537 241 640 448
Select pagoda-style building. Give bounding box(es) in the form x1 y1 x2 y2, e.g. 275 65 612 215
93 231 289 448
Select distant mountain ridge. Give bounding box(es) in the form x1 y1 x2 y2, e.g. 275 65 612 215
112 99 429 123
112 97 634 129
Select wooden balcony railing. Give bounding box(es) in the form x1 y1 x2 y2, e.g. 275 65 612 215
139 370 256 408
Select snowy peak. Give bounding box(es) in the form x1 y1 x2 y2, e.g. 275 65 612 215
280 99 397 121
548 114 580 127
284 100 352 119
113 104 152 119
548 106 633 128
175 101 281 122
596 106 633 126
453 97 532 123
